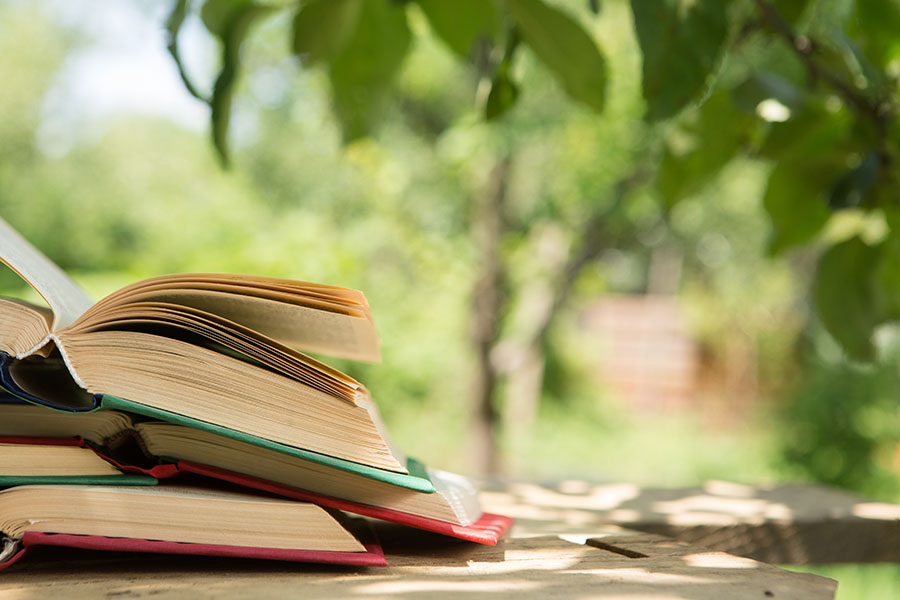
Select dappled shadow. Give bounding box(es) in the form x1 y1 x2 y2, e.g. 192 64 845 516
0 531 836 599
480 479 900 563
2 480 867 599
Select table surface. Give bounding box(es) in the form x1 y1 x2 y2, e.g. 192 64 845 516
1 480 874 600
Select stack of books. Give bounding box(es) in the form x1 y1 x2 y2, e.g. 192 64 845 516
0 217 511 569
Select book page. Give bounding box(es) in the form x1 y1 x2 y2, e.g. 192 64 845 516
0 217 93 330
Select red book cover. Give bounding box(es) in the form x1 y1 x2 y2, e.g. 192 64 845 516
0 527 387 570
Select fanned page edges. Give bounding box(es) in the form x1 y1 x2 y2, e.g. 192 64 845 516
62 301 364 404
68 273 380 363
4 335 409 474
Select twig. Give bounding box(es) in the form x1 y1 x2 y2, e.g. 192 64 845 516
753 0 890 142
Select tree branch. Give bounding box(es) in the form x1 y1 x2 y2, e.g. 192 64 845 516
753 0 891 141
529 168 649 350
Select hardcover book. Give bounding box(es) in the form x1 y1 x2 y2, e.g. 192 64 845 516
0 405 511 544
0 484 386 570
0 213 402 475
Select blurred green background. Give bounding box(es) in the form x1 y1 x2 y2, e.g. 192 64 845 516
2 1 900 596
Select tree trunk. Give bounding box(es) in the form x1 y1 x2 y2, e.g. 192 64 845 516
502 171 646 441
469 156 512 477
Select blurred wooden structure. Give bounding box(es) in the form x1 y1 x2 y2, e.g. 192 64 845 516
0 481 865 599
583 295 699 411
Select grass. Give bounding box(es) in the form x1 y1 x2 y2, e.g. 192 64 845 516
785 564 900 600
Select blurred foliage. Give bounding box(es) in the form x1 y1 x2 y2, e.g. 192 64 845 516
171 0 900 365
777 328 900 500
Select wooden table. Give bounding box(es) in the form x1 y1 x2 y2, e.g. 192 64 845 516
484 480 900 564
0 481 865 599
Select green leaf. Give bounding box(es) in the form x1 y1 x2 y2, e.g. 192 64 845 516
165 0 207 102
328 0 411 141
201 0 249 36
484 27 520 120
507 0 607 112
759 103 853 161
486 66 519 120
291 0 362 66
656 92 753 208
852 0 900 70
209 2 273 166
732 71 806 113
763 158 837 254
876 236 900 320
772 0 810 25
630 0 730 121
829 152 881 210
417 0 500 59
815 237 884 362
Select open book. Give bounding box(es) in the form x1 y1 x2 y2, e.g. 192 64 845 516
0 217 404 474
0 484 386 569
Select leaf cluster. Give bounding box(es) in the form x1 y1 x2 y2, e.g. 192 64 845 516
169 0 900 362
168 0 610 163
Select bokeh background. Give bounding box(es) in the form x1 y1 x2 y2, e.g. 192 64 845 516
2 1 899 595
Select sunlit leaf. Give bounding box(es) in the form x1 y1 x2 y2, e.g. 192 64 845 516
291 0 361 66
507 0 607 112
417 0 500 59
815 237 883 362
630 0 730 121
328 0 411 141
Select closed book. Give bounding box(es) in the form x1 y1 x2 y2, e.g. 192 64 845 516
0 484 386 570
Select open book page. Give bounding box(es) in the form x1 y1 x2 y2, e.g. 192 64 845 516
0 217 93 330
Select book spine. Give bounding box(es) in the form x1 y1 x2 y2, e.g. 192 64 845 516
0 353 101 412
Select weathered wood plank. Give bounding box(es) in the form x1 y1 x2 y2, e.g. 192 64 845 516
0 481 851 598
0 514 837 598
482 480 900 564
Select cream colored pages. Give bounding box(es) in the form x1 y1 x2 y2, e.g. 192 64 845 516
0 217 93 330
106 289 381 362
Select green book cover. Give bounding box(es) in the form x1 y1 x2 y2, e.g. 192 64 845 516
98 395 436 493
0 475 157 486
